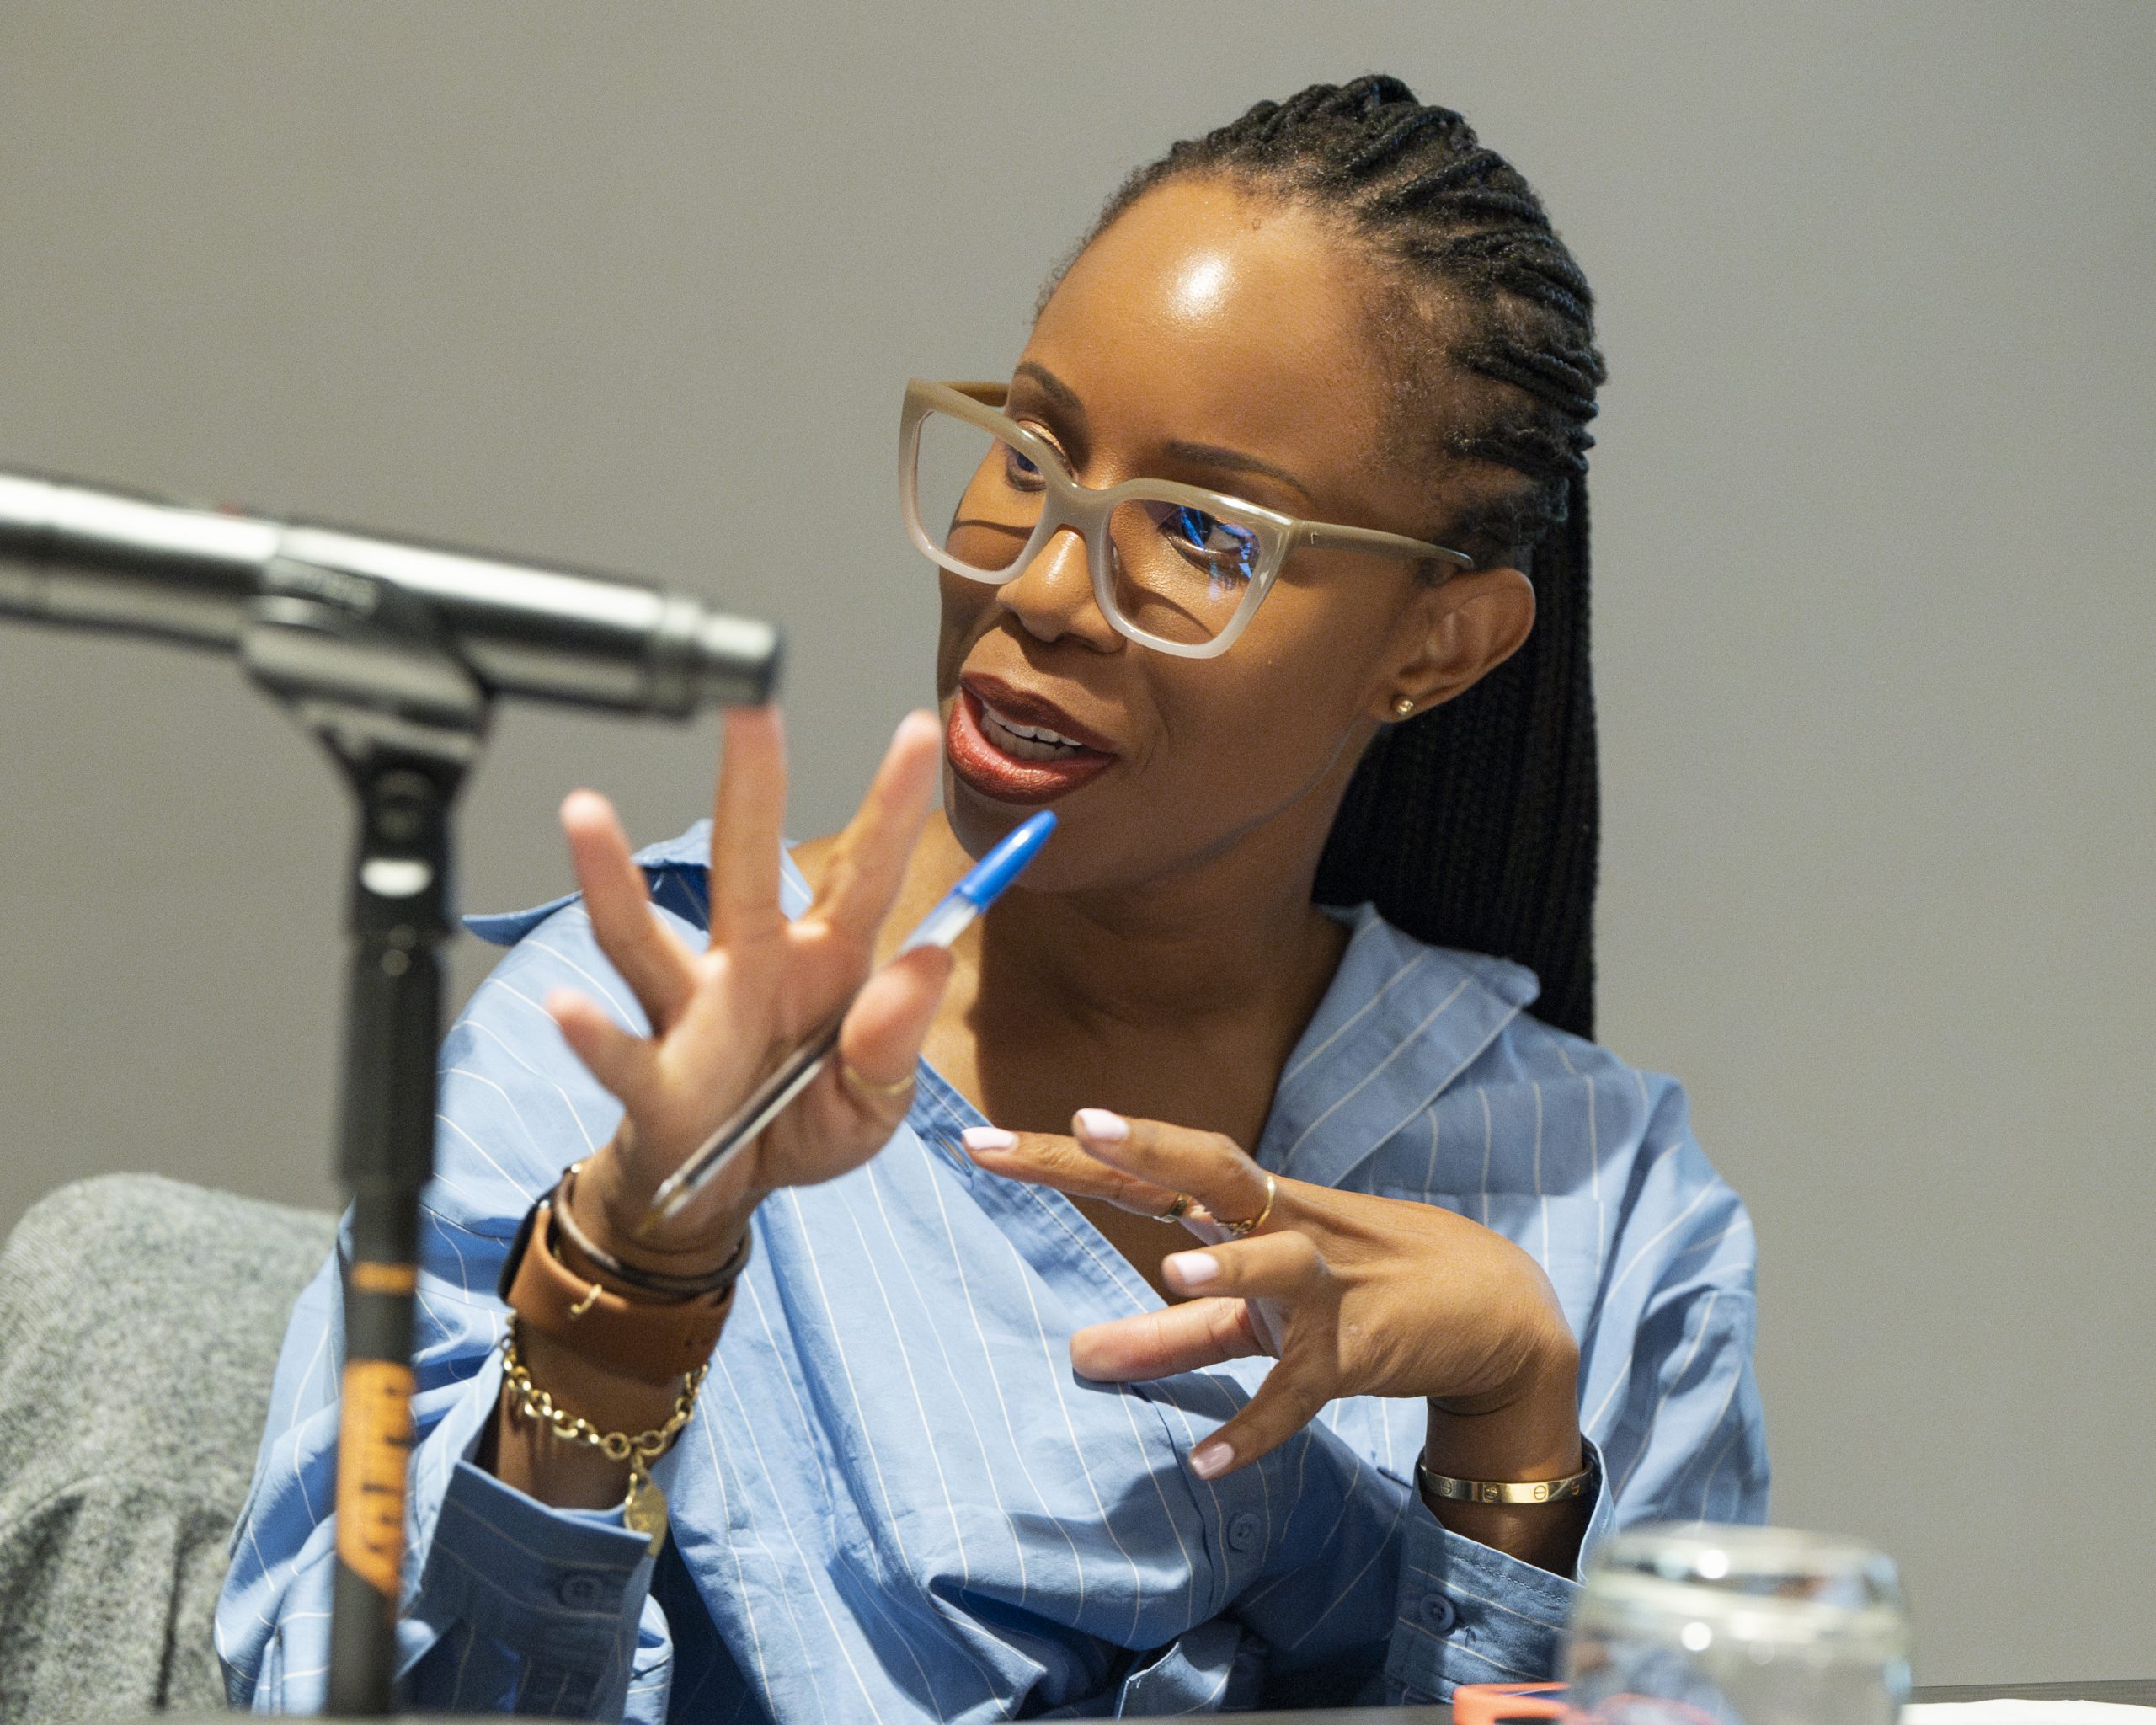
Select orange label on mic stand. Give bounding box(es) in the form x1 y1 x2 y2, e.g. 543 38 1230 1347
350 1260 418 1295
335 1359 415 1599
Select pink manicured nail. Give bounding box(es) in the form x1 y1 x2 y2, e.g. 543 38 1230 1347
1188 1440 1233 1480
1075 1108 1128 1143
1165 1251 1218 1288
961 1126 1017 1155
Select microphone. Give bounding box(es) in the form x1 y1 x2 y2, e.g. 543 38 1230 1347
0 468 781 715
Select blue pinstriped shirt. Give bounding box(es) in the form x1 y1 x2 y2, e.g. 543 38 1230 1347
217 822 1766 1717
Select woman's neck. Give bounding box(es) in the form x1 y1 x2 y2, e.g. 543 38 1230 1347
900 808 1350 1148
969 823 1340 1036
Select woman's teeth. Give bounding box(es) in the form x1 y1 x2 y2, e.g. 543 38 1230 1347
979 699 1087 762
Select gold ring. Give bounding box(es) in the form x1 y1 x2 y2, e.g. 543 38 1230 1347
1153 1192 1192 1223
1214 1172 1277 1240
840 1058 916 1102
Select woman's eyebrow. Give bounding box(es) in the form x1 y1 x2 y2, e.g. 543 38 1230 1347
1011 361 1087 425
1016 361 1316 505
1161 440 1316 506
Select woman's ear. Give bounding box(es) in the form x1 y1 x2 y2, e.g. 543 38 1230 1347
1372 566 1535 724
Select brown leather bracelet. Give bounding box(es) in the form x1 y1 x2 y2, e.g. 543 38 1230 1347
499 1194 735 1384
553 1160 752 1298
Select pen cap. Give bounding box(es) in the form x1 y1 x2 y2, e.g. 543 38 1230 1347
953 810 1057 911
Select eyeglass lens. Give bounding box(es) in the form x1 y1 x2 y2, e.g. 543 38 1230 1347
911 408 1262 646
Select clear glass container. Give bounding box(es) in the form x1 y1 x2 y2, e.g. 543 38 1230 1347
1562 1523 1913 1724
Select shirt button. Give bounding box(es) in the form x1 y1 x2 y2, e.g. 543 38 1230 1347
1225 1512 1262 1553
555 1572 606 1610
1419 1591 1459 1634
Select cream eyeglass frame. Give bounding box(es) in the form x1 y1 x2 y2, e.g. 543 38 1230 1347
899 378 1474 660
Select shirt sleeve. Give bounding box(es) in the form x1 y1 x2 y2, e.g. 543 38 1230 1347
216 899 693 1719
402 1450 670 1717
1577 1075 1769 1527
1378 1443 1615 1702
1383 1076 1769 1703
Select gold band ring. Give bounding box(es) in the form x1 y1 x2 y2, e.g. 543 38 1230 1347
840 1058 916 1102
1214 1172 1277 1240
1153 1192 1193 1223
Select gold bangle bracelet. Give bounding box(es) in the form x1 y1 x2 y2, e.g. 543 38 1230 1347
1416 1453 1595 1507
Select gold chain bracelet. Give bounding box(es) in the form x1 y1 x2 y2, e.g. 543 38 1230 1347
500 1328 706 1552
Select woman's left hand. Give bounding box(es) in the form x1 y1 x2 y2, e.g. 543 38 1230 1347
965 1108 1582 1482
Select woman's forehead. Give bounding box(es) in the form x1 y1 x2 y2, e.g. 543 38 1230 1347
1022 179 1390 488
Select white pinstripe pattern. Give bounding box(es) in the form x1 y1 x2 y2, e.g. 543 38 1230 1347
219 837 1767 1718
862 1158 1035 1598
730 1266 931 1725
1277 977 1473 1173
916 1151 1086 1603
1275 917 1404 1087
776 1191 995 1716
705 1344 881 1725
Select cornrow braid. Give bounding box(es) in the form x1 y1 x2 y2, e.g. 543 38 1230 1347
1059 75 1608 1038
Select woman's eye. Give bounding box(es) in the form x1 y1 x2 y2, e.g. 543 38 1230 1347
1161 506 1258 574
1000 442 1046 490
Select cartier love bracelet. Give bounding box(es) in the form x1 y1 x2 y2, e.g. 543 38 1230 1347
1415 1453 1596 1507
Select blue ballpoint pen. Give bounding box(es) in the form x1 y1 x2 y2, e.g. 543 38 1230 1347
641 809 1058 1230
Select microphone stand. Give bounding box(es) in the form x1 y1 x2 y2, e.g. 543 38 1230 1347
240 567 494 1715
1 467 783 1713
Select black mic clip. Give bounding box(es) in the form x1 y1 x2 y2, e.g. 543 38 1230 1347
241 553 493 776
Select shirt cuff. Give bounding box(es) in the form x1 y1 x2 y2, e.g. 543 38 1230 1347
414 1459 655 1655
1382 1439 1614 1703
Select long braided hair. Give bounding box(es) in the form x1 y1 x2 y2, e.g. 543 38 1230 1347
1058 76 1607 1037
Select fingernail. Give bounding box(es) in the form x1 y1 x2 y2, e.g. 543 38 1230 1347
1075 1108 1128 1144
1165 1251 1218 1287
1189 1440 1233 1480
961 1126 1017 1156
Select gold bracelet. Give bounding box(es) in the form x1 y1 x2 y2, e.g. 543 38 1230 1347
500 1328 705 1553
1416 1452 1595 1507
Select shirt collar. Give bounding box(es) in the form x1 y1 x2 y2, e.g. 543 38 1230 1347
462 820 719 947
1253 904 1540 1190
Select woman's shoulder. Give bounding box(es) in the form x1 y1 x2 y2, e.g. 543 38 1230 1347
1324 900 1691 1104
1281 904 1732 1225
1285 904 1679 1111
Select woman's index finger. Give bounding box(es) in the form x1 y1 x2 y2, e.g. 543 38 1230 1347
1071 1111 1273 1225
962 1129 1184 1215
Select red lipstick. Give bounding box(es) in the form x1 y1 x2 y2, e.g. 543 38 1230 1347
946 681 1116 807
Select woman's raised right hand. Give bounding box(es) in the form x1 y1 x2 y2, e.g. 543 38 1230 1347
542 706 951 1274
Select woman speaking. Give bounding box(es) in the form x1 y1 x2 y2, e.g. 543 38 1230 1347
221 77 1764 1717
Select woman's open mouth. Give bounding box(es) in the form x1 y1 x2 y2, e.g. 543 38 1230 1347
946 678 1117 806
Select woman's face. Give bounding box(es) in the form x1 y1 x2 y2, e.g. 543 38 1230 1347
935 176 1527 893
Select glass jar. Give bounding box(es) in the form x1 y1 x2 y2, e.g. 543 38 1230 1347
1563 1523 1913 1724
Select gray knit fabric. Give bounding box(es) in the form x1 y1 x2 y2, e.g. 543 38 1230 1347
0 1176 336 1722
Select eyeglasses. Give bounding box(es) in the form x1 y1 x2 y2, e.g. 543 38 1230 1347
899 379 1472 659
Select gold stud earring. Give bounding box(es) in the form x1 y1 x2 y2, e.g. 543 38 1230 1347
1391 695 1417 720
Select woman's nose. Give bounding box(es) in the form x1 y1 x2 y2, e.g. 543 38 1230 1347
995 523 1123 651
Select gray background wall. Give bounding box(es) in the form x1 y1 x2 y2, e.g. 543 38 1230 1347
2 0 2149 1688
